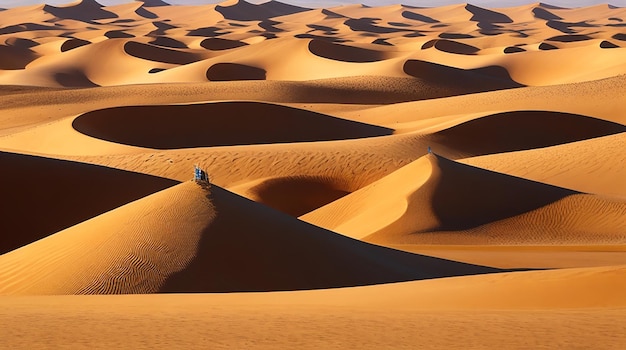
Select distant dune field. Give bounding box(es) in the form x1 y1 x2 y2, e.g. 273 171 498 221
0 0 625 348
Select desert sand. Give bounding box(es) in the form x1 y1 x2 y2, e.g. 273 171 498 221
0 0 625 348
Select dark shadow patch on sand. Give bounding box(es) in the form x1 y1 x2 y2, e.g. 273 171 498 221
187 26 229 37
149 21 177 36
532 7 561 20
295 34 348 42
504 46 526 53
4 37 38 49
402 10 439 23
613 33 626 41
404 60 522 93
0 45 38 69
43 0 117 22
206 63 266 81
430 111 626 158
0 151 178 254
546 34 593 42
159 184 500 293
539 42 558 50
547 20 596 34
72 101 394 149
600 40 620 48
135 6 158 19
216 0 309 21
105 30 135 39
466 4 512 24
345 18 408 34
421 39 479 55
0 23 58 35
60 38 91 52
124 41 203 65
245 176 350 217
54 70 99 88
439 33 474 39
308 39 389 62
149 36 187 49
200 37 247 50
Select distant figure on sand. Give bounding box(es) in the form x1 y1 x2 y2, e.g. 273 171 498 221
428 146 431 154
194 165 209 183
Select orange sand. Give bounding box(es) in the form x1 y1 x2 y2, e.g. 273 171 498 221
1 0 625 348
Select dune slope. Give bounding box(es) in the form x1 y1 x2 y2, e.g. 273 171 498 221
0 181 498 295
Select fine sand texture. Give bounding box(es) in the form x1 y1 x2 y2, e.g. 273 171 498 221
1 1 625 349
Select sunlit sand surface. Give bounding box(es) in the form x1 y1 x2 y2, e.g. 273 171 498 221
1 0 625 348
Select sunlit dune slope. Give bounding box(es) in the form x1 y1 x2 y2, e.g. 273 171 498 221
303 154 626 245
0 151 177 254
0 181 497 295
0 265 624 349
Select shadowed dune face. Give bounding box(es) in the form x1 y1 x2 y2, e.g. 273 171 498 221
43 0 117 22
239 176 350 216
308 40 391 63
0 45 38 69
421 39 480 55
72 102 393 149
123 41 203 65
0 182 499 294
403 60 522 94
431 111 626 158
426 156 574 232
206 63 266 81
60 38 91 52
159 185 499 293
0 151 178 255
200 37 247 50
216 0 309 21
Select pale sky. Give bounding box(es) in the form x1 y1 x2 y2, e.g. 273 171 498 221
1 0 625 9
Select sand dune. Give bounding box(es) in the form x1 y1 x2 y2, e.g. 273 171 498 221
0 181 496 295
0 151 177 255
303 154 626 245
1 1 625 348
1 265 624 349
72 101 393 149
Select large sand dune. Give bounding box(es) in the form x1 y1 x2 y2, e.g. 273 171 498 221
1 0 625 348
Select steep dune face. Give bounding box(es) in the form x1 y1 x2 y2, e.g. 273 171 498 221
0 181 497 295
72 101 393 149
429 110 626 158
0 151 178 255
303 154 626 245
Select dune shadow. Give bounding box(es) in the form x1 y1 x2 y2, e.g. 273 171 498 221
216 0 309 21
0 44 38 69
149 36 187 49
72 101 394 149
344 18 408 34
403 60 522 92
308 39 389 62
504 46 526 53
60 38 90 52
243 176 351 217
532 7 561 20
539 42 558 50
43 1 117 22
429 155 576 232
0 151 178 255
159 185 501 293
421 39 479 55
54 70 99 88
5 37 38 49
206 63 266 81
124 41 203 65
200 37 247 50
431 111 626 158
402 10 438 23
466 4 512 24
600 40 620 48
546 34 593 42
